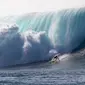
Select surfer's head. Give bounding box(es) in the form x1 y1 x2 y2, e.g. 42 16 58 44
53 54 60 62
54 55 58 58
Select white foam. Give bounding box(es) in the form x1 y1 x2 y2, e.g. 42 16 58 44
59 54 70 61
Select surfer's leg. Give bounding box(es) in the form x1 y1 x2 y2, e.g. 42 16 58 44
57 57 60 62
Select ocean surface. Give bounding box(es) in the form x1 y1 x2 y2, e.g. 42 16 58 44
0 51 85 85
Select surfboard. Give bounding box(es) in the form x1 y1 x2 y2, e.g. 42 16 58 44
49 58 60 64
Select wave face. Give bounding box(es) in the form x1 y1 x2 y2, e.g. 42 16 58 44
0 8 85 67
17 8 85 53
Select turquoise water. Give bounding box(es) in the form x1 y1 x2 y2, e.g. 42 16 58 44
16 8 85 53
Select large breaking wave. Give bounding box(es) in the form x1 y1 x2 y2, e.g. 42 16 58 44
0 8 85 67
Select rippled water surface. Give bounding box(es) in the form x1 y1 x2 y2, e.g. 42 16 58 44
0 54 85 85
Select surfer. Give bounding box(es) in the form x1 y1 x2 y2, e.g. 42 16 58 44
50 54 60 63
54 55 60 61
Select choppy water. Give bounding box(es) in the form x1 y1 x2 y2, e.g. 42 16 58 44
0 53 85 85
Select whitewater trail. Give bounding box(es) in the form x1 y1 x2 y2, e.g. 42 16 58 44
59 54 70 61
